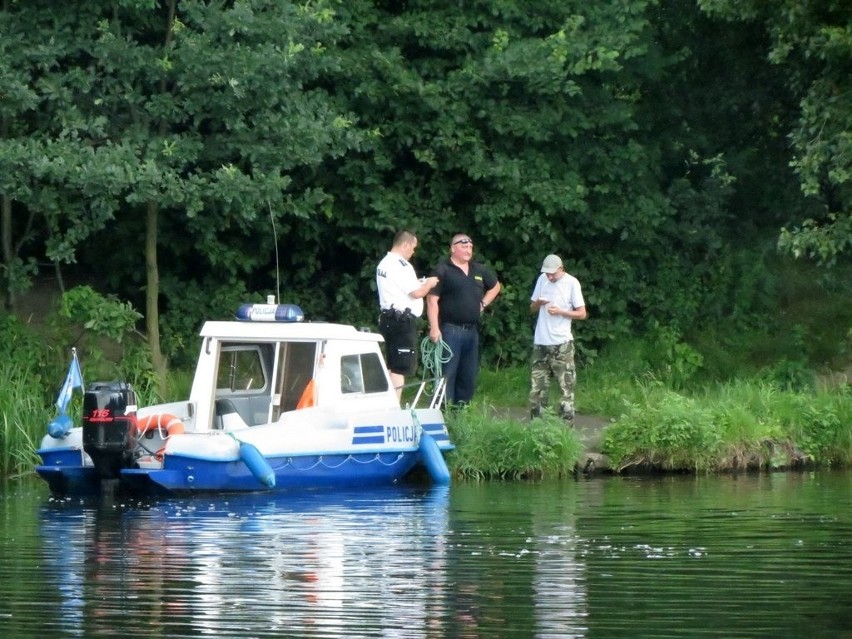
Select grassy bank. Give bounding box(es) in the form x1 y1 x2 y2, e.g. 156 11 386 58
471 336 851 476
444 374 850 479
445 404 583 480
600 380 850 472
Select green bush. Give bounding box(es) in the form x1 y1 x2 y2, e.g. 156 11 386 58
603 382 723 472
603 379 852 473
447 403 583 480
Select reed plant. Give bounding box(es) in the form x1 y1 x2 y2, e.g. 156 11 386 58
773 385 852 466
445 402 583 480
0 359 52 478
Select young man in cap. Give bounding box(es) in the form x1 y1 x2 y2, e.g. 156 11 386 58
529 254 587 425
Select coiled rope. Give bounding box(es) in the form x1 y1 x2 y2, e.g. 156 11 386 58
420 336 452 379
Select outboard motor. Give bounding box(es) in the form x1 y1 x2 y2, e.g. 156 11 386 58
82 381 137 479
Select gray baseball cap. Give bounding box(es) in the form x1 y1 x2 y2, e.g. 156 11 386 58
540 254 563 274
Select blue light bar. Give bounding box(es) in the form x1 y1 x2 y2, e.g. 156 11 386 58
235 303 305 322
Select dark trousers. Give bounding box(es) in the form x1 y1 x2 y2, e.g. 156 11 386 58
440 322 480 405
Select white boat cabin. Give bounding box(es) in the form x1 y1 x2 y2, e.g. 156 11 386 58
141 313 404 434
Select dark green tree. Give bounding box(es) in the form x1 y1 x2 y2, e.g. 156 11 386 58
699 0 852 265
312 0 683 364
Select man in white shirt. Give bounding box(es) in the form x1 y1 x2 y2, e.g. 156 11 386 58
529 254 587 425
376 231 439 396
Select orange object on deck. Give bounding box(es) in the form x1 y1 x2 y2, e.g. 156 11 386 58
136 413 185 437
296 379 316 409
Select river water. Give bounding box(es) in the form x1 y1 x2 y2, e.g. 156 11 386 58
1 471 850 638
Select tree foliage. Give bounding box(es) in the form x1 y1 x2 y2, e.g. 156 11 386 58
699 0 852 265
1 0 847 375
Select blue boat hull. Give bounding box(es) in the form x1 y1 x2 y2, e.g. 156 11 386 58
36 447 452 497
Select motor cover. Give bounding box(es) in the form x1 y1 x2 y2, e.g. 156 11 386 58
82 381 137 479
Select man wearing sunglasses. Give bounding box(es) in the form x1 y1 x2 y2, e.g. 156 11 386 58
426 233 501 406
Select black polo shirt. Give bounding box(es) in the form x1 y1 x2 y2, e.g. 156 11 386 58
430 258 499 325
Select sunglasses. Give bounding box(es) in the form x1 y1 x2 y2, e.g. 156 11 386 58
453 238 473 246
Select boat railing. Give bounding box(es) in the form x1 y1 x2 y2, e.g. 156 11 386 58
403 376 446 410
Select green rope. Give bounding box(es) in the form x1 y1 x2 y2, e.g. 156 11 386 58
420 336 452 379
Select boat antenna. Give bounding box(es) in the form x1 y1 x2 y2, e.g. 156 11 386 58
267 200 281 304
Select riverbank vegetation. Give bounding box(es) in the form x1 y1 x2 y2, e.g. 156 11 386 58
452 346 850 479
605 381 851 472
2 283 848 481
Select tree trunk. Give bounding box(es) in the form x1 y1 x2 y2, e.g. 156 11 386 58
146 200 167 397
1 192 12 314
144 0 177 398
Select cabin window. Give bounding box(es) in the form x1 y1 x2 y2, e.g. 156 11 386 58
217 345 269 393
340 355 363 394
276 341 318 413
215 344 274 427
341 353 389 394
362 353 389 393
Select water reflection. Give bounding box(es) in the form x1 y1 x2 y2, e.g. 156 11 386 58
2 472 850 638
531 484 588 638
442 482 591 637
38 487 452 638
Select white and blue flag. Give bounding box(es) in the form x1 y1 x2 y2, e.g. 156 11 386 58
56 350 84 415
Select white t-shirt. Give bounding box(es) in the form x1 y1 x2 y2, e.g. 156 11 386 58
530 272 585 345
376 252 424 317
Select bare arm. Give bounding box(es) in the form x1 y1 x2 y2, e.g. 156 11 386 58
546 304 588 320
480 280 502 312
409 276 439 300
427 294 441 343
530 297 549 314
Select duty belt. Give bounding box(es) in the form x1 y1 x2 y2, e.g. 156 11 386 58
381 307 413 320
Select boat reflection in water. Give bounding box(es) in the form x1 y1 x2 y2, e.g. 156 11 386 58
39 486 450 637
27 474 852 637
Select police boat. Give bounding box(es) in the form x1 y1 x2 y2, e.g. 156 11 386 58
35 300 453 496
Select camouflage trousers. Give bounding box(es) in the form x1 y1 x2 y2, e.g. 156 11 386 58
529 341 576 423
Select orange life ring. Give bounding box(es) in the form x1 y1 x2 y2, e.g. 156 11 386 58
136 413 185 438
